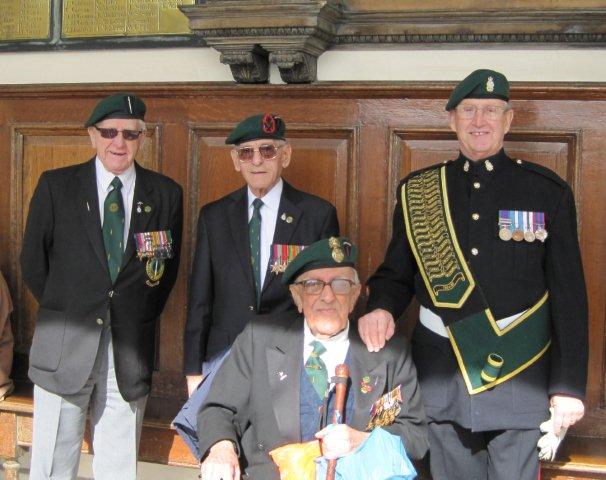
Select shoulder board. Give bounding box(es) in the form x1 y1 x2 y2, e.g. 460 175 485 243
402 160 453 186
513 158 567 188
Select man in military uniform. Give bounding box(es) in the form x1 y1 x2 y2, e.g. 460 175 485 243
358 69 588 479
184 113 339 396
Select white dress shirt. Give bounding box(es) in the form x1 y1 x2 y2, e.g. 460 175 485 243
247 178 283 288
303 320 350 388
95 158 136 250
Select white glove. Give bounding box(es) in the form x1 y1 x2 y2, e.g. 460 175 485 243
537 407 567 461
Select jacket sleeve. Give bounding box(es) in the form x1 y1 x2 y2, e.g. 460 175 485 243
366 182 417 318
184 207 214 375
196 322 254 459
382 337 429 460
545 185 588 399
20 172 54 302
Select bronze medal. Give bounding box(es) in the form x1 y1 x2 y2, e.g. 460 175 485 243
524 230 536 242
499 227 512 241
512 229 524 242
535 228 548 242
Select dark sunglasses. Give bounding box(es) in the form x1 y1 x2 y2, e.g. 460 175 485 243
235 144 282 162
94 126 144 141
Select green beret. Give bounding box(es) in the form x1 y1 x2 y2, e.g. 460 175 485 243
282 237 358 285
446 69 509 111
225 113 286 145
85 93 146 127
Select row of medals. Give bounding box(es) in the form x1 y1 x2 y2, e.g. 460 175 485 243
499 226 547 243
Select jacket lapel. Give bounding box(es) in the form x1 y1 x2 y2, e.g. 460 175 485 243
228 187 255 289
266 314 304 441
348 335 387 431
121 163 154 269
76 159 109 277
261 182 302 294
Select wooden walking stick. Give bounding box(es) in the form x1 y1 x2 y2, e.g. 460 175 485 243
326 363 349 480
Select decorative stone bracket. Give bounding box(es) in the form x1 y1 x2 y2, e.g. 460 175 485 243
181 0 341 84
181 0 606 84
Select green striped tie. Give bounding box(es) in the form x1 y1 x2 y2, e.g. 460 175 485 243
103 177 125 283
249 198 263 308
305 340 328 399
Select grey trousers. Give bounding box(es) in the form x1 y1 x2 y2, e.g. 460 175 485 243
30 326 148 480
428 421 541 480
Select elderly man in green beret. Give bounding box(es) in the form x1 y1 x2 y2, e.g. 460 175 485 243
21 93 183 479
196 237 428 480
184 113 339 398
359 69 588 478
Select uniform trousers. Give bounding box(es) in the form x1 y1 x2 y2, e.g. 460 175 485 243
30 325 147 480
428 421 540 480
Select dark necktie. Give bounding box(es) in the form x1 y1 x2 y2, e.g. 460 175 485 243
249 198 263 308
305 340 328 399
103 177 125 283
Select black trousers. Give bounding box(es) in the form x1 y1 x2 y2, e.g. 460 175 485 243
428 421 540 480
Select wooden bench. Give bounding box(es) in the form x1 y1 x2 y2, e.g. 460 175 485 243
2 384 606 479
0 383 198 479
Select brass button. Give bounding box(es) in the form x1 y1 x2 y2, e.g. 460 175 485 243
473 182 481 189
471 248 479 256
108 290 114 298
472 213 480 221
516 159 523 165
249 305 254 311
96 318 104 325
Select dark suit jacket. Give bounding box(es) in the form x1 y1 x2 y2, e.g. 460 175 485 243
197 313 429 479
20 158 183 402
367 150 588 431
183 181 339 374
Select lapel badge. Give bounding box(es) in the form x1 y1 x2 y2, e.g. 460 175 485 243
280 212 293 223
278 371 287 381
360 375 373 394
144 205 152 213
136 201 143 214
486 76 495 92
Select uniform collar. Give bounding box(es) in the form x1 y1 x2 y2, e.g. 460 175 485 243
457 148 508 175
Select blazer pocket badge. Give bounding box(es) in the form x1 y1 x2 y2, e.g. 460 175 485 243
134 230 174 287
270 243 306 274
366 385 403 431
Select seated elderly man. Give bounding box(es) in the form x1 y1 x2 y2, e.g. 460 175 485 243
197 237 428 480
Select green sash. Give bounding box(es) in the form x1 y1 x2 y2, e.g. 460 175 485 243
402 166 551 394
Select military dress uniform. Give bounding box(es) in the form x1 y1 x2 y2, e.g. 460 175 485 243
366 148 588 478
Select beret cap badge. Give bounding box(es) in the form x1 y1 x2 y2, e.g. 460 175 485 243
262 113 277 134
329 237 345 263
486 76 495 93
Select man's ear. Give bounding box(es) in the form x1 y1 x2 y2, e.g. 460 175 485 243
87 127 97 148
231 149 242 172
289 284 303 313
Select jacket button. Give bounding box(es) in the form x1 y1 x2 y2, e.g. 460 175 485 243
472 213 480 221
108 290 114 298
257 442 265 451
471 248 479 256
96 318 104 325
473 182 481 189
249 305 254 311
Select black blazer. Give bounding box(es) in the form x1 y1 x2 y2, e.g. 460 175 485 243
183 181 339 374
197 313 428 479
20 159 183 402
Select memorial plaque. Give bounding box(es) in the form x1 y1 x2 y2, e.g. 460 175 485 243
0 0 51 41
62 0 194 38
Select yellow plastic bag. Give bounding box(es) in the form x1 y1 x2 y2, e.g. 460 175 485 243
269 440 321 480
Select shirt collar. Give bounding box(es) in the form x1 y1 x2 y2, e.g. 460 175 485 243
95 157 136 193
248 178 283 211
303 318 350 347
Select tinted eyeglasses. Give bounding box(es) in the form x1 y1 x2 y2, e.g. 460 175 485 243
294 278 358 295
235 144 283 162
94 126 144 141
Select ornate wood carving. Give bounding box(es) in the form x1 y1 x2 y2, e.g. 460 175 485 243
181 1 606 83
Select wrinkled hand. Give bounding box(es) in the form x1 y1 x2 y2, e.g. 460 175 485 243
315 424 370 460
358 309 395 352
186 374 204 397
550 395 585 436
200 440 240 480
